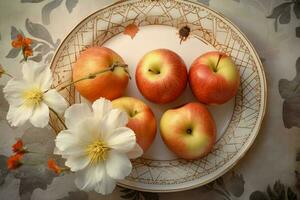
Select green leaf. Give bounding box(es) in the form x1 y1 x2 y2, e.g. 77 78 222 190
65 0 78 13
279 57 300 128
287 187 297 200
6 48 21 59
34 43 51 55
121 191 137 199
25 18 55 45
119 187 159 200
41 0 63 25
294 3 300 19
273 181 285 199
0 155 9 186
278 5 291 24
11 26 21 39
282 96 300 128
249 191 269 200
29 53 43 62
267 3 292 18
142 192 159 200
226 172 245 197
296 27 300 38
266 181 285 200
278 57 300 99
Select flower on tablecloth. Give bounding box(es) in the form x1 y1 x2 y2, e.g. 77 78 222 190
11 34 33 60
55 98 143 195
3 61 68 128
7 153 23 170
12 139 27 155
48 159 62 174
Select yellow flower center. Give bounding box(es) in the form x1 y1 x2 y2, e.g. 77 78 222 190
86 140 109 164
23 88 43 107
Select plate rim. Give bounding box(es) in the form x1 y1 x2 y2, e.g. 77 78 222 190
50 0 268 193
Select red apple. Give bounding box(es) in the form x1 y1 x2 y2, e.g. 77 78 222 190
160 102 216 160
189 51 240 104
135 49 187 104
112 97 157 152
73 47 129 102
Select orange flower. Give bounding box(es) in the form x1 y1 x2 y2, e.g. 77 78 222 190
7 154 23 170
48 159 62 174
23 46 33 57
11 34 32 48
11 34 33 60
0 65 4 78
12 139 26 154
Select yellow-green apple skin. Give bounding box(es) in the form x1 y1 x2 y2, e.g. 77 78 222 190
136 49 188 104
160 102 216 160
73 47 129 102
112 97 157 152
189 51 240 104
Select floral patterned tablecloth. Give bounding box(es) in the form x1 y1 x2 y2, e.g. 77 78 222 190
0 0 299 199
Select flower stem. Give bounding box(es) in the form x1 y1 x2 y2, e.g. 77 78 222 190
215 54 223 69
56 63 130 92
49 107 67 129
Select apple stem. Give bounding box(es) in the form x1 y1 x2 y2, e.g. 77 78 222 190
186 128 192 135
215 54 223 71
56 63 130 92
148 68 160 74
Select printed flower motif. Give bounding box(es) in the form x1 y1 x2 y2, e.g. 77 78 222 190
48 159 62 174
11 34 33 60
11 34 32 48
7 154 23 170
3 61 68 128
55 98 143 195
0 65 4 78
12 139 26 155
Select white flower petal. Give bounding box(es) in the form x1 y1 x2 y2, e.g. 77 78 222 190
106 127 135 152
65 155 90 172
43 89 68 114
55 130 86 156
105 150 132 180
35 65 52 91
3 79 28 107
64 103 92 130
75 164 105 191
92 98 112 120
29 103 49 128
127 143 143 159
7 105 33 127
22 61 44 83
101 109 128 135
93 171 117 195
74 117 101 143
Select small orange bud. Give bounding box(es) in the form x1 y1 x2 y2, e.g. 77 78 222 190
12 139 26 155
7 154 23 170
48 159 62 174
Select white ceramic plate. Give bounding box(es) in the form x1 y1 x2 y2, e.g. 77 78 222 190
50 0 267 192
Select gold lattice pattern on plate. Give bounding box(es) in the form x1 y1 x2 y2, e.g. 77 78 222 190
50 0 266 191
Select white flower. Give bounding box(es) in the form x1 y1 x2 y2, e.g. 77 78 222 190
55 98 143 195
3 61 68 128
